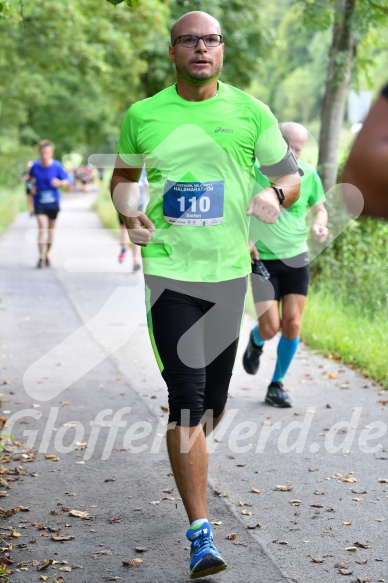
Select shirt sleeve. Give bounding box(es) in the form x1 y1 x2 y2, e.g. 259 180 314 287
117 105 144 167
253 102 288 167
57 164 68 181
29 163 37 179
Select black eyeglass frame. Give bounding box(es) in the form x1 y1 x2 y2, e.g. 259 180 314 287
172 34 224 48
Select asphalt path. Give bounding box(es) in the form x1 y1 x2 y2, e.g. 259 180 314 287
0 192 387 583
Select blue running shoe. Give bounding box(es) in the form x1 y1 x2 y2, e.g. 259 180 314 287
186 521 227 579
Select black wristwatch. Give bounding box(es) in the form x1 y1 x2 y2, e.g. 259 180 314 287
270 185 285 205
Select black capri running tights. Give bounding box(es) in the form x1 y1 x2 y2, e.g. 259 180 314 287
145 275 247 427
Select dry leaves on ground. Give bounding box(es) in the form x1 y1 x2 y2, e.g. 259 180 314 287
122 558 143 567
274 484 293 492
225 533 236 540
68 509 95 520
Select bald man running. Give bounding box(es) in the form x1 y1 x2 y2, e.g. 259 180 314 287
112 11 301 579
244 122 328 407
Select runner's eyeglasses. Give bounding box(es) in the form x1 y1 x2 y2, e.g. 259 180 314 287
172 34 223 48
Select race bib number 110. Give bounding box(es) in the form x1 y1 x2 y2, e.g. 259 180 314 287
163 180 224 226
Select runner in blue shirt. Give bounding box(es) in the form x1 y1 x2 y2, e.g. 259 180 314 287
29 140 68 268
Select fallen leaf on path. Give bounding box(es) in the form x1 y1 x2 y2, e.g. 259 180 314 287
352 489 367 494
225 533 236 540
122 558 143 567
162 488 174 493
68 509 95 520
314 490 325 495
104 477 116 483
59 401 70 407
327 373 337 379
275 484 293 492
343 522 352 525
247 523 261 529
309 556 324 563
44 455 59 461
37 559 53 571
59 566 72 572
148 500 160 505
241 510 253 516
345 547 358 552
273 540 288 545
10 531 21 537
51 535 75 541
251 487 261 494
354 541 371 549
109 516 121 523
335 561 349 568
355 559 368 565
52 577 65 583
311 503 324 508
338 568 353 575
289 500 302 506
238 501 252 507
378 478 388 483
0 505 29 517
210 521 222 525
352 497 362 502
40 577 49 582
92 550 112 559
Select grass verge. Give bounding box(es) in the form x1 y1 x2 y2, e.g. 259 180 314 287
245 284 387 388
0 185 26 234
302 287 387 388
94 185 120 234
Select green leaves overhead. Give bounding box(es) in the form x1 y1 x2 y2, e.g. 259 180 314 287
107 0 142 6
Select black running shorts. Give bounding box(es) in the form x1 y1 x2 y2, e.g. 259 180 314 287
251 252 310 303
34 206 60 220
145 275 247 426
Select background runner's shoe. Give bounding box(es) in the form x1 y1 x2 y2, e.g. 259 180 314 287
242 331 263 375
186 521 227 579
45 257 51 268
37 258 44 269
118 249 127 263
265 381 292 408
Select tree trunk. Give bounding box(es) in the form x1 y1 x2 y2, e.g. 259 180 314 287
318 0 357 190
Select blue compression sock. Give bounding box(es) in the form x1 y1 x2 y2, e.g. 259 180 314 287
272 335 300 382
252 324 265 347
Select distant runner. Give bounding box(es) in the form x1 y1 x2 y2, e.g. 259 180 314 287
20 160 34 215
29 140 68 268
118 167 148 271
243 122 328 407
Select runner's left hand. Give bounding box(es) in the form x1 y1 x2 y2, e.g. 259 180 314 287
246 188 280 224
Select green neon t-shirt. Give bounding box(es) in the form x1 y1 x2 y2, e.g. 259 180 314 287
117 81 287 282
250 159 325 260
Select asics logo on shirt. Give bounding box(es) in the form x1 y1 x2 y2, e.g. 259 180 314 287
214 127 234 133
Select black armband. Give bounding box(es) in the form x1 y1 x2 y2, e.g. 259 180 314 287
259 145 304 177
381 84 388 100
